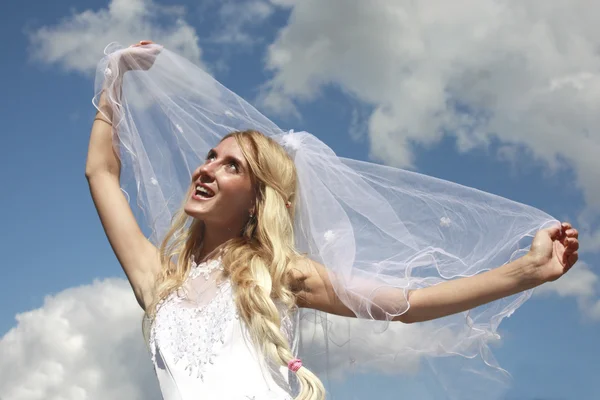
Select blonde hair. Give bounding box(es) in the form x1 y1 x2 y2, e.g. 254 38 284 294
147 130 326 399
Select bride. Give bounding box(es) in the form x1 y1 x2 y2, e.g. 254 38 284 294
86 40 579 400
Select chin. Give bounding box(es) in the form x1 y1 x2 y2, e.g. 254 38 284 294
183 201 209 220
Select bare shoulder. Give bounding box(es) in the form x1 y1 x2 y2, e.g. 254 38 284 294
287 256 355 318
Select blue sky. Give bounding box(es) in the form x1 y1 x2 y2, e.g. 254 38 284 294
1 1 599 399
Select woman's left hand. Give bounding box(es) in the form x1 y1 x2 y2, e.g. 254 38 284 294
118 40 162 73
527 222 579 284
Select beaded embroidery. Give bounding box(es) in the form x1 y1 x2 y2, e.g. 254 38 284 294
149 257 298 396
149 258 236 380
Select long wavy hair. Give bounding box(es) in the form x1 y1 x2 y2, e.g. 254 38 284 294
146 130 326 399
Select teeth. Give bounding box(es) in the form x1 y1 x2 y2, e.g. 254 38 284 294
195 185 213 196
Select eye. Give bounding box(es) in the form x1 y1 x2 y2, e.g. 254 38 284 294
205 150 216 162
227 160 240 173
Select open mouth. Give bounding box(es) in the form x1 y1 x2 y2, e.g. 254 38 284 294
195 185 215 199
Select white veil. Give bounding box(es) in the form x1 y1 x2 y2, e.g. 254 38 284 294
93 43 558 400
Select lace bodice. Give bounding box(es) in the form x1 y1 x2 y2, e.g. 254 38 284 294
148 259 298 400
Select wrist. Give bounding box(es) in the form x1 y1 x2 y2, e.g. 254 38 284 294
96 97 114 122
511 253 545 290
96 76 123 120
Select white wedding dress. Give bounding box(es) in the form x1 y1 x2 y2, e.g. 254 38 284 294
147 258 299 400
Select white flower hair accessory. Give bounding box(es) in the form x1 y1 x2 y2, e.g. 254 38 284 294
280 129 302 153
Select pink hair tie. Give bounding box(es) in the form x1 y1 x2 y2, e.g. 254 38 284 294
288 358 302 372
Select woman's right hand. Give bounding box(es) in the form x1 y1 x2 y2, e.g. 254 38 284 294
118 40 162 73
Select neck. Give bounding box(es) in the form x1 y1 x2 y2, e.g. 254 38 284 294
196 221 244 261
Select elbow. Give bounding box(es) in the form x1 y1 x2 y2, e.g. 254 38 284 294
85 165 99 181
84 166 94 181
85 159 119 181
85 166 118 183
392 312 417 324
84 156 98 180
390 289 418 323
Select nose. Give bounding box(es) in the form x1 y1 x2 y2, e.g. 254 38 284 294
197 162 216 182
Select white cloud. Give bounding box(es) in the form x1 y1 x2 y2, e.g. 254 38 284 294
536 262 596 298
300 311 423 378
589 298 600 320
0 279 158 400
535 261 600 321
298 308 512 396
28 0 204 74
579 220 600 254
262 0 600 239
210 0 274 46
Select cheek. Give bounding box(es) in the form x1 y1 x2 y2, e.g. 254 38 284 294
219 176 254 206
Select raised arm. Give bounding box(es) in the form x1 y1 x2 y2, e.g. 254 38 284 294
398 222 579 323
293 223 579 323
85 42 161 311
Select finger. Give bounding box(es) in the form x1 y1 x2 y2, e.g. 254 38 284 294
130 40 151 47
544 225 562 239
561 222 572 231
565 238 579 253
566 252 578 270
566 228 579 238
149 45 163 55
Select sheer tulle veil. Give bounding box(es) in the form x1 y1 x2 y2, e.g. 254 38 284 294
94 42 558 399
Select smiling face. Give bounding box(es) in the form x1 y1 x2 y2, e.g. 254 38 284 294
184 136 256 228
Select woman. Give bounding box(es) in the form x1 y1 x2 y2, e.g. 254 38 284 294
86 41 579 400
